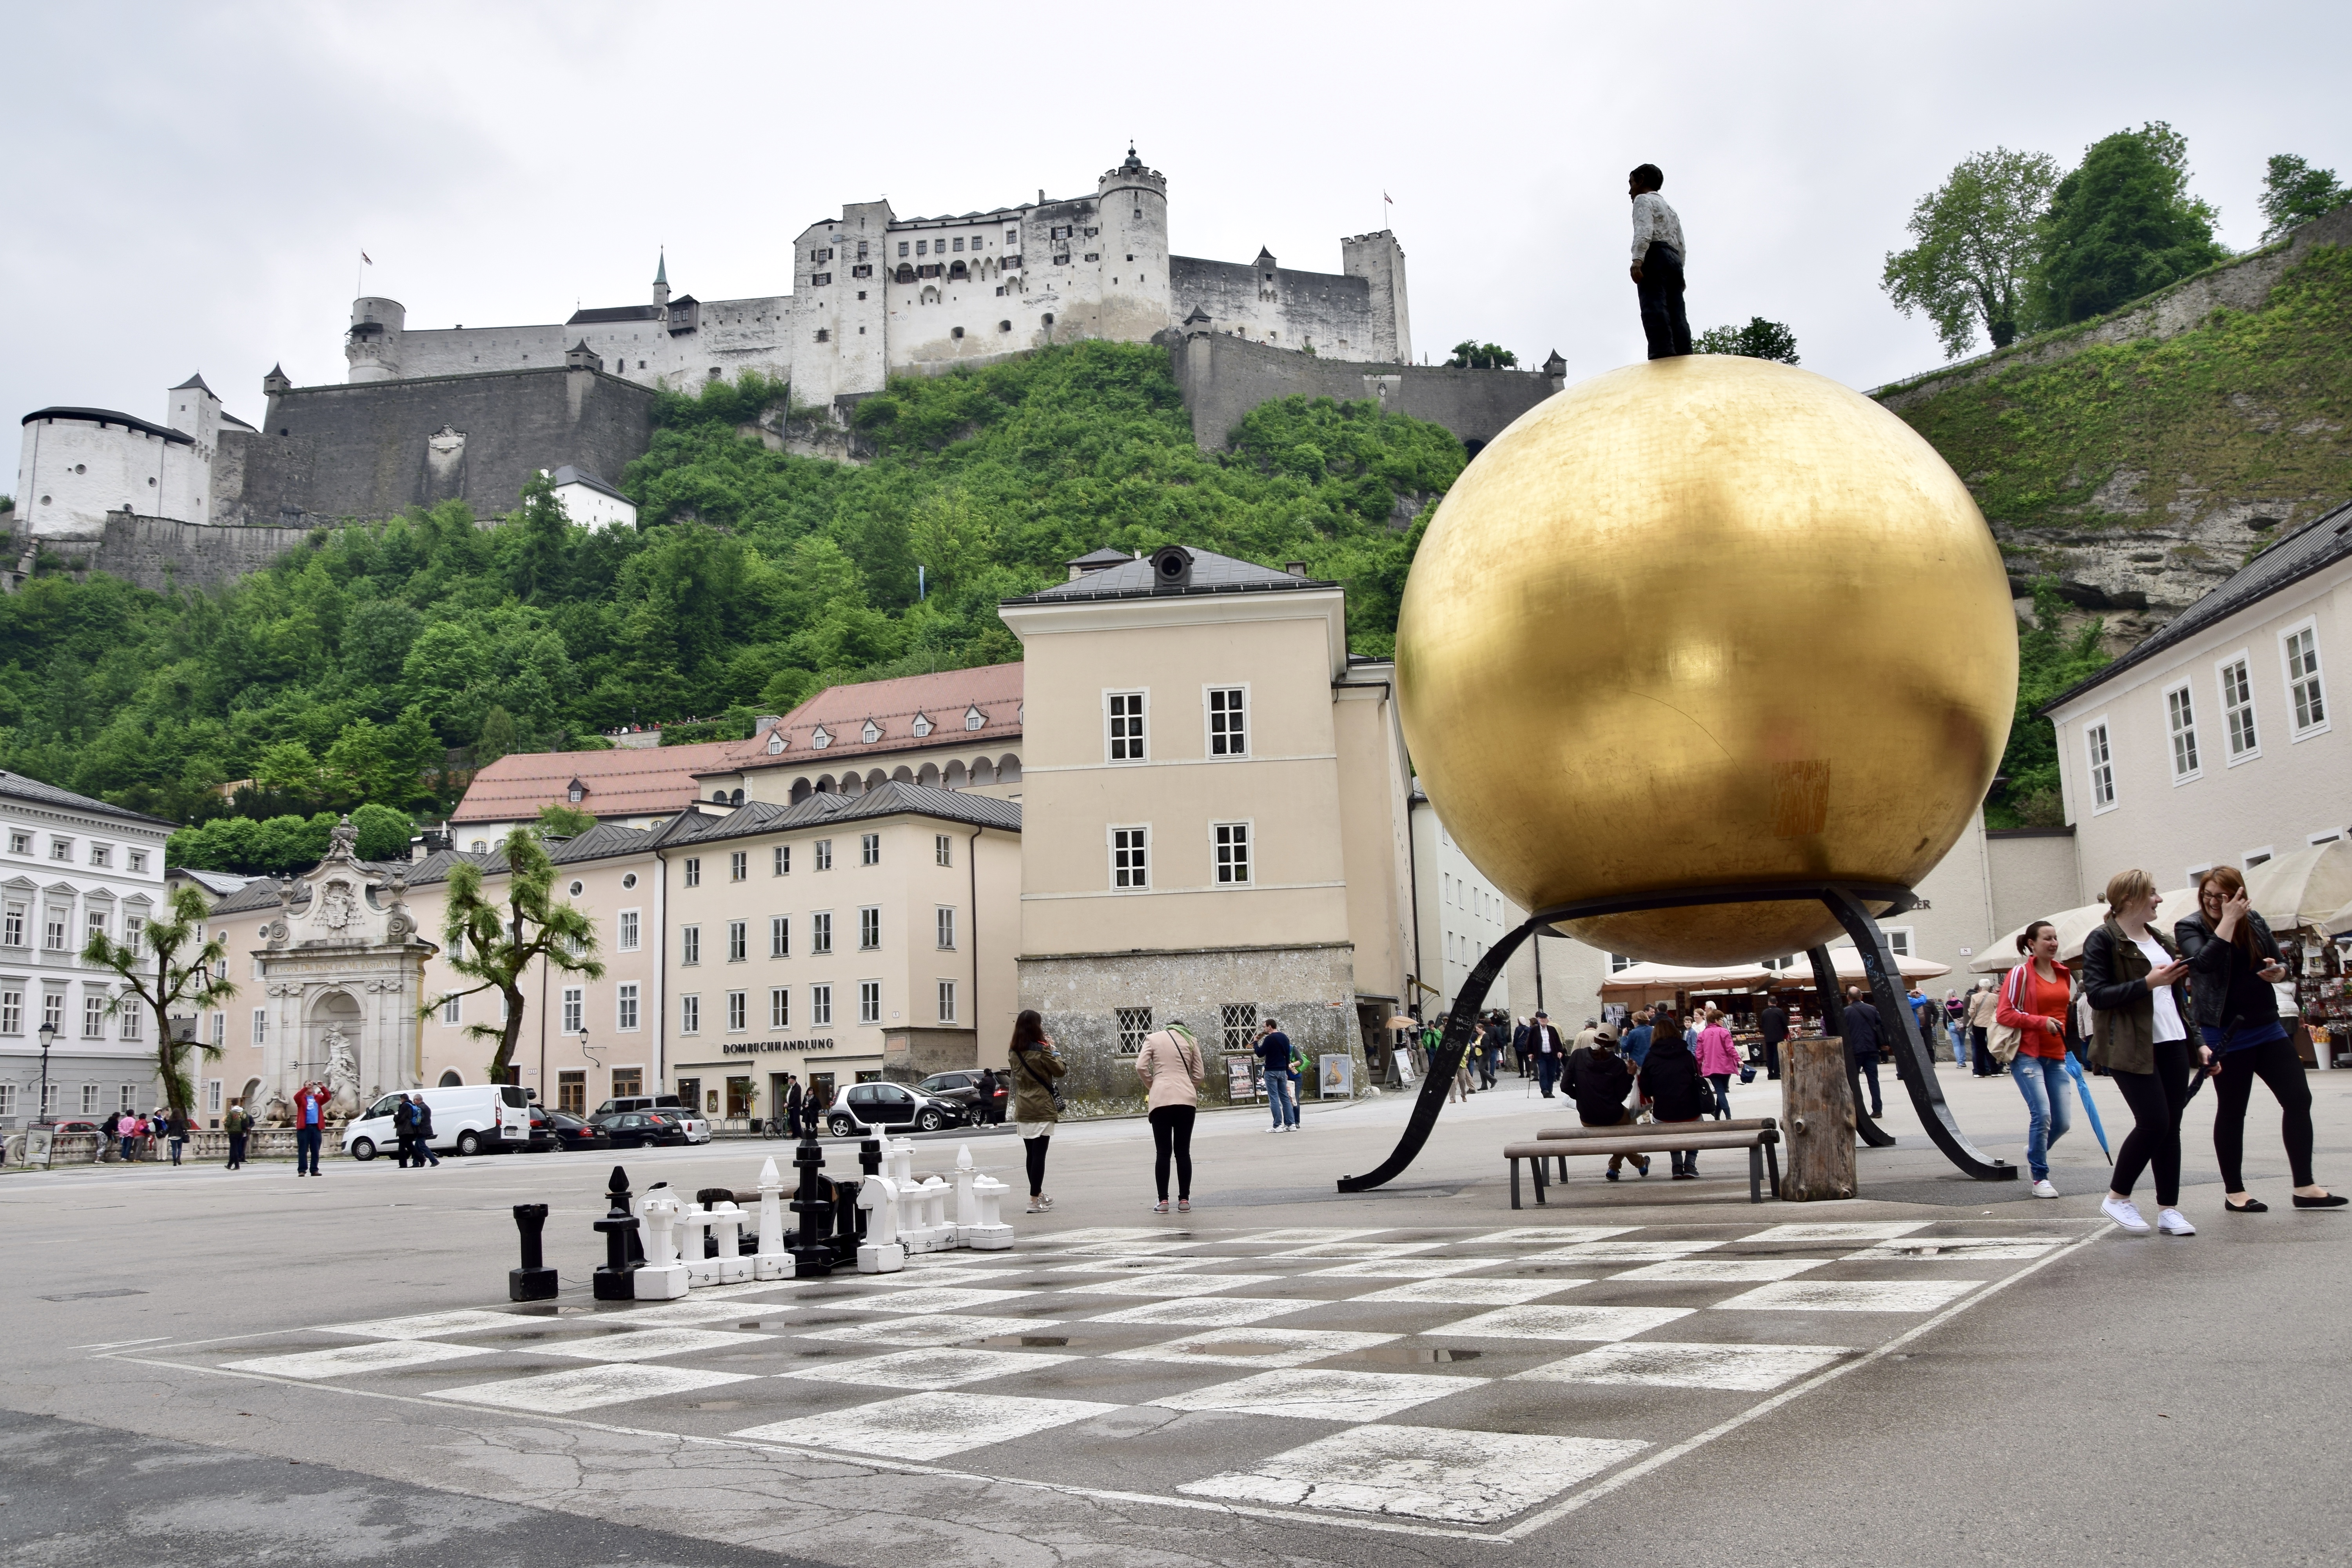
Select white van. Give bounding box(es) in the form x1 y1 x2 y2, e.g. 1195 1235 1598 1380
343 1085 532 1160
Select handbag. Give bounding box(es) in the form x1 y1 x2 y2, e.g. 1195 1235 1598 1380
1987 964 2025 1067
1016 1045 1065 1113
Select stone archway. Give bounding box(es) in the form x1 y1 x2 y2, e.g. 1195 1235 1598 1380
438 1068 464 1087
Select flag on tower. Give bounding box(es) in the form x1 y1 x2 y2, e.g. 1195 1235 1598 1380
1383 193 1393 205
361 252 373 265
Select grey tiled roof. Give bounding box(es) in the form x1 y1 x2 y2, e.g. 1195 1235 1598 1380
653 782 1020 849
1005 546 1332 604
567 304 664 325
0 771 178 828
2042 499 2352 713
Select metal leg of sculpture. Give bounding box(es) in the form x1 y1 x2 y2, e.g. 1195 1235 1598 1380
1820 884 2016 1181
1338 917 1536 1193
1807 946 1896 1149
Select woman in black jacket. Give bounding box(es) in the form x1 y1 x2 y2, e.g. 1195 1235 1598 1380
1638 1014 1708 1178
2176 867 2341 1211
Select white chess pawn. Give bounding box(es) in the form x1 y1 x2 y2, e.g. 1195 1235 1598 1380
755 1157 790 1281
635 1190 691 1298
856 1176 905 1274
964 1173 1014 1250
711 1200 752 1283
683 1204 720 1287
954 1145 980 1229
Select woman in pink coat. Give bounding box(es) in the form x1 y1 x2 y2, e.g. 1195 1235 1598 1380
1694 1008 1741 1120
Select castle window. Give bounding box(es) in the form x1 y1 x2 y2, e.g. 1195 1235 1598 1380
1083 253 1099 262
856 240 868 259
951 327 964 339
952 237 964 251
898 241 909 257
857 291 866 301
999 320 1012 332
1042 313 1055 327
916 240 927 255
995 287 1005 297
813 273 830 286
815 328 829 342
1126 254 1134 262
851 264 872 278
896 265 916 284
1053 254 1071 267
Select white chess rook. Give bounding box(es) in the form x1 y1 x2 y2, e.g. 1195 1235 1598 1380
893 1170 933 1252
964 1172 1014 1249
634 1190 690 1298
921 1174 956 1251
683 1205 720 1287
887 1137 917 1191
855 1175 906 1273
755 1156 790 1281
711 1200 753 1283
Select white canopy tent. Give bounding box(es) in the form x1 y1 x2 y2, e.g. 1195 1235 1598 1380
1973 889 2198 974
1601 950 1950 999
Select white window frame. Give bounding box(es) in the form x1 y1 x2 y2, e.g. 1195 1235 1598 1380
2163 680 2201 784
1110 824 1151 890
774 844 789 876
617 982 641 1032
730 850 748 882
2243 845 2276 869
860 833 880 866
118 1005 139 1042
935 905 955 950
2217 652 2261 765
1205 683 1249 758
618 908 641 952
809 983 833 1027
680 924 701 965
937 978 957 1024
2280 618 2330 740
561 987 583 1034
683 857 702 887
442 992 461 1025
814 840 833 871
2083 716 2118 814
771 915 790 958
935 834 951 867
252 1007 268 1045
1883 927 1915 957
727 990 747 1032
770 986 789 1028
1105 690 1148 764
727 919 747 962
858 906 881 951
83 993 106 1039
128 850 147 874
1212 820 1253 885
858 979 882 1025
811 910 833 955
680 994 701 1034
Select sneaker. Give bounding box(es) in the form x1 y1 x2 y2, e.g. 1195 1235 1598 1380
1151 1200 1169 1214
1176 1199 1191 1213
2101 1195 2152 1234
2157 1209 2196 1236
2032 1179 2059 1199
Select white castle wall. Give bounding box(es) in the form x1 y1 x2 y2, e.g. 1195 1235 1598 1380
15 409 207 539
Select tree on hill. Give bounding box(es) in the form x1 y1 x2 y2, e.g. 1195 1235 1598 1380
1697 318 1800 364
83 884 236 1120
424 826 603 1085
2260 153 2349 241
1990 579 2113 827
1446 342 1517 369
2029 122 2228 327
1882 146 2060 356
350 802 415 861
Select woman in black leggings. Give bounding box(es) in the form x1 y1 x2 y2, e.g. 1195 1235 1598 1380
2176 867 2342 1211
1134 1022 1205 1213
1006 1010 1067 1214
2082 868 2203 1237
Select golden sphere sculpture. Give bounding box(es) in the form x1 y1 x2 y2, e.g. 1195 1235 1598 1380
1396 355 2017 965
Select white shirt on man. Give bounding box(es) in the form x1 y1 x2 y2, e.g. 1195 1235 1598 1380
1631 192 1687 265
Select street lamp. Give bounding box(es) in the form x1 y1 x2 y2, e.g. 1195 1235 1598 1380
35 1020 54 1127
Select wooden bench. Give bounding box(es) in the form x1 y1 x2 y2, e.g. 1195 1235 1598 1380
1504 1119 1781 1208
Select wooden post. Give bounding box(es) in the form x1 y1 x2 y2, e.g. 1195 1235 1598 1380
1779 1031 1857 1200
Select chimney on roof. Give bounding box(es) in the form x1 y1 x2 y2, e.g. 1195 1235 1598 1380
1285 561 1308 578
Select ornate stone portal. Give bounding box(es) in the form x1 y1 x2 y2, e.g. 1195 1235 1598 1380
252 817 438 1117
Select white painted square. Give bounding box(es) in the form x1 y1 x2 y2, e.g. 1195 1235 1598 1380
1233 1228 1390 1245
1844 1236 2067 1261
802 1313 1060 1347
1108 1327 1399 1368
1434 1305 1693 1342
1353 1277 1588 1307
1740 1222 1931 1243
1082 1296 1319 1328
839 1287 1038 1315
1304 1258 1492 1280
1060 1272 1279 1298
773 1346 1076 1390
1516 1342 1850 1391
1048 1256 1219 1275
1053 1240 1213 1258
1712 1279 1982 1313
731 1391 1118 1460
1151 1367 1468 1422
317 1309 527 1340
1265 1241 1448 1259
531 1327 775 1362
600 1299 777 1326
1461 1227 1637 1246
1610 1258 1829 1283
1525 1240 1725 1263
225 1340 496 1380
1181 1424 1646 1524
432 1363 756 1413
682 1280 812 1298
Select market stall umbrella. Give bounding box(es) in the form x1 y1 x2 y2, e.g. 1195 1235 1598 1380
1973 889 2199 973
1813 947 1952 984
2245 840 2352 929
1599 960 1773 997
1383 1016 1419 1030
2329 897 2352 938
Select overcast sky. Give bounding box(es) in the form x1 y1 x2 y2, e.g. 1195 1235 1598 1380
5 1 2347 442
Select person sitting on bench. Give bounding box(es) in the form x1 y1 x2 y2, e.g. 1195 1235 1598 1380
1639 1013 1708 1178
1566 1025 1649 1181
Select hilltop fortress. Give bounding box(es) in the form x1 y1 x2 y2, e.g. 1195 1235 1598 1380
347 147 1412 407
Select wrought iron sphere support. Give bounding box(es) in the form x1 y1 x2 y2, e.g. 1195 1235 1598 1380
1336 880 2014 1192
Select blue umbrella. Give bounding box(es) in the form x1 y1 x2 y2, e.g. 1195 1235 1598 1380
2062 1053 2110 1158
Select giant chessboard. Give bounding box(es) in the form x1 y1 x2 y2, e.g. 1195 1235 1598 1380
145 1218 2099 1541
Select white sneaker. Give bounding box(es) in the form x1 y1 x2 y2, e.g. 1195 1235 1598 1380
2101 1195 2152 1234
2032 1179 2059 1199
2157 1208 2196 1236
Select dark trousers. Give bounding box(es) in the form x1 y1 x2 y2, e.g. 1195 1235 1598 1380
1706 1074 1733 1118
1637 242 1691 358
1149 1104 1195 1201
1762 1038 1782 1080
227 1133 246 1169
1971 1026 1998 1075
2111 1037 2193 1208
295 1126 323 1174
396 1132 415 1168
1660 1116 1702 1174
1851 1056 1883 1117
2212 1036 2315 1189
1535 1055 1561 1097
1023 1134 1051 1197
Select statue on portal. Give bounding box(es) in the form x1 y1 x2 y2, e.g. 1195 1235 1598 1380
323 1024 362 1119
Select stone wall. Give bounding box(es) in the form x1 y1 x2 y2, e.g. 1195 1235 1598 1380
1018 941 1368 1106
1169 256 1383 360
4 513 313 594
1164 328 1561 454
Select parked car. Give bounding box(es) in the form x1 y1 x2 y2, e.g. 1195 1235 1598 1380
542 1109 612 1152
50 1119 105 1137
519 1103 558 1152
916 1071 987 1107
343 1085 532 1160
592 1093 709 1145
593 1110 689 1149
824 1081 969 1138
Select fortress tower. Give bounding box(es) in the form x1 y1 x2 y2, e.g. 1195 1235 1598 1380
1341 232 1412 364
345 297 407 383
1096 146 1171 343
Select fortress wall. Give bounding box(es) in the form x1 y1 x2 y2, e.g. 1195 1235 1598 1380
1169 257 1381 359
1163 329 1559 455
5 514 314 594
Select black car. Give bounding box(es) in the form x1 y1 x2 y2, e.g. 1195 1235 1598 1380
916 1070 985 1107
519 1103 559 1152
544 1109 612 1152
593 1110 689 1149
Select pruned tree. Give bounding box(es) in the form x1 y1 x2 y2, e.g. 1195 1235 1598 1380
1882 147 2061 357
423 826 604 1084
2028 121 2228 327
83 884 238 1119
1697 318 1801 364
1446 341 1518 369
2259 153 2349 241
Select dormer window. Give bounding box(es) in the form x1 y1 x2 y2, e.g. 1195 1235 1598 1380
911 713 933 738
566 779 586 804
766 733 786 755
862 720 880 743
965 707 985 731
810 726 831 750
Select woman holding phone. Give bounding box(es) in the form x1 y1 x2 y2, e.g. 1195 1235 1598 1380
2081 869 2203 1236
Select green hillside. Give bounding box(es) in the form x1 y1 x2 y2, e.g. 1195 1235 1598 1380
0 343 1464 832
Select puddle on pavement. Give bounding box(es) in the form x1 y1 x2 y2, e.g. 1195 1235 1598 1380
1335 1346 1481 1365
956 1335 1076 1349
684 1399 745 1410
794 1315 858 1326
1180 1341 1290 1357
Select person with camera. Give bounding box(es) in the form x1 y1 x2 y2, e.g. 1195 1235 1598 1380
2082 870 2201 1236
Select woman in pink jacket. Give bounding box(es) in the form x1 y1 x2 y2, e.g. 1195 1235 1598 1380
1134 1022 1207 1214
1694 1007 1741 1120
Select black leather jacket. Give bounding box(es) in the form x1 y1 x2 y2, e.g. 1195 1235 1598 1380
2174 908 2284 1033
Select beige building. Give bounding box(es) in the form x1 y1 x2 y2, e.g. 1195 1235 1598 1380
651 783 1021 1123
998 545 1413 1098
2046 503 2349 898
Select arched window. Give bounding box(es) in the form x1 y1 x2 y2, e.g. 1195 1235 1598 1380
730 788 744 806
789 777 813 804
996 754 1022 784
970 757 996 786
943 760 967 789
916 762 940 787
438 1069 463 1087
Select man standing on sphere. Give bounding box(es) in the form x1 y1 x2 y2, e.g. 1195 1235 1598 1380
1628 163 1691 358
